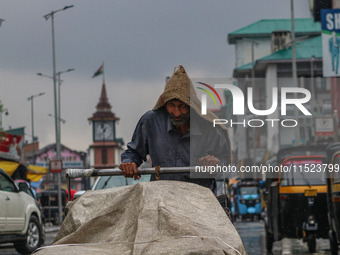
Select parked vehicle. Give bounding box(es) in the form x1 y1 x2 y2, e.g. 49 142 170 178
216 178 231 220
73 174 151 200
264 146 329 253
14 179 37 199
14 179 45 224
0 168 45 254
230 181 262 221
38 189 67 226
324 142 340 255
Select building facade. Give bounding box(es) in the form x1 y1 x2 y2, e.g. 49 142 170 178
228 18 335 164
29 143 86 190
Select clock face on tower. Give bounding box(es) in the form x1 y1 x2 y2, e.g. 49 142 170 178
94 121 114 141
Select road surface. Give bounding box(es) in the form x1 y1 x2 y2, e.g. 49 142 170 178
234 220 334 254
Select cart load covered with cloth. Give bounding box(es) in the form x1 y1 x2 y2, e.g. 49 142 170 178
34 181 246 255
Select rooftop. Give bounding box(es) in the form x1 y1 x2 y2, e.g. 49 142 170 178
234 35 322 73
228 18 321 44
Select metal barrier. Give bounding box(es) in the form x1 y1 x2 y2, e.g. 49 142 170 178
66 167 195 201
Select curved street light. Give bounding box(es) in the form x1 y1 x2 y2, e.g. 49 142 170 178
43 5 74 225
27 92 45 164
48 113 66 124
37 68 74 141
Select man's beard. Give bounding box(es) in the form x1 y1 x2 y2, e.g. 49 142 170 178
169 113 189 127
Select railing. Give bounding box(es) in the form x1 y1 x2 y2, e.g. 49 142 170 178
66 167 195 201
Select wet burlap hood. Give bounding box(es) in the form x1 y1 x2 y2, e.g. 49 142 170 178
153 65 192 110
153 65 231 163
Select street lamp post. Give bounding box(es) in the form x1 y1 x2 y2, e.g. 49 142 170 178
27 93 45 165
290 0 301 145
43 5 74 225
244 38 259 162
56 69 74 139
37 68 74 141
310 55 315 100
48 113 66 124
310 55 316 142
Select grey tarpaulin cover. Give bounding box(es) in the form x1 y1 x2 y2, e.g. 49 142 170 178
34 181 247 255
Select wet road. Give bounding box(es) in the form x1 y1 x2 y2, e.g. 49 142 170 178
1 221 336 254
0 228 56 255
234 220 335 255
234 221 264 255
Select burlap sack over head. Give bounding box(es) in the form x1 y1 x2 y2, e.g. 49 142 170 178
153 65 215 121
154 65 231 163
34 181 247 255
153 65 192 109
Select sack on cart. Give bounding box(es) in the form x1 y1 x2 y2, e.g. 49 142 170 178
34 181 246 255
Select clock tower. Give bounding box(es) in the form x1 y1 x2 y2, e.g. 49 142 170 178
88 82 123 169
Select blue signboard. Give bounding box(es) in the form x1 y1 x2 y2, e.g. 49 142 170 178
321 9 340 77
321 9 340 32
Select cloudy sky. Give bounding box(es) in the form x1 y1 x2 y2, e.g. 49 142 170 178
0 0 311 152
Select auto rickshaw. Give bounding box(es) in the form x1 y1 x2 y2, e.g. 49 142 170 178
324 142 340 255
230 181 262 221
265 145 329 253
38 189 67 225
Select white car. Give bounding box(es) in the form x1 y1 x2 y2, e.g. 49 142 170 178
0 168 45 254
73 174 151 200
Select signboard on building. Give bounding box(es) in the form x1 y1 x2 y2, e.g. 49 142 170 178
50 160 63 173
38 161 83 168
315 117 334 136
0 132 24 160
321 9 340 77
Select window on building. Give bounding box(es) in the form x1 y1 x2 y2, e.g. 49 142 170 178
102 148 107 164
315 77 326 92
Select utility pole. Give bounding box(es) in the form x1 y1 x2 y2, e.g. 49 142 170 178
43 5 74 225
291 0 300 145
27 93 45 165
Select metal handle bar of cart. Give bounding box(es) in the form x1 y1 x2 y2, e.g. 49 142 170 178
66 167 195 201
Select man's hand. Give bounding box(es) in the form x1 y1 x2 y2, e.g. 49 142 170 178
199 155 220 176
119 162 140 180
198 155 220 166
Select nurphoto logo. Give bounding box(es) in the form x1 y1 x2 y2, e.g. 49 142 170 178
198 83 312 128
